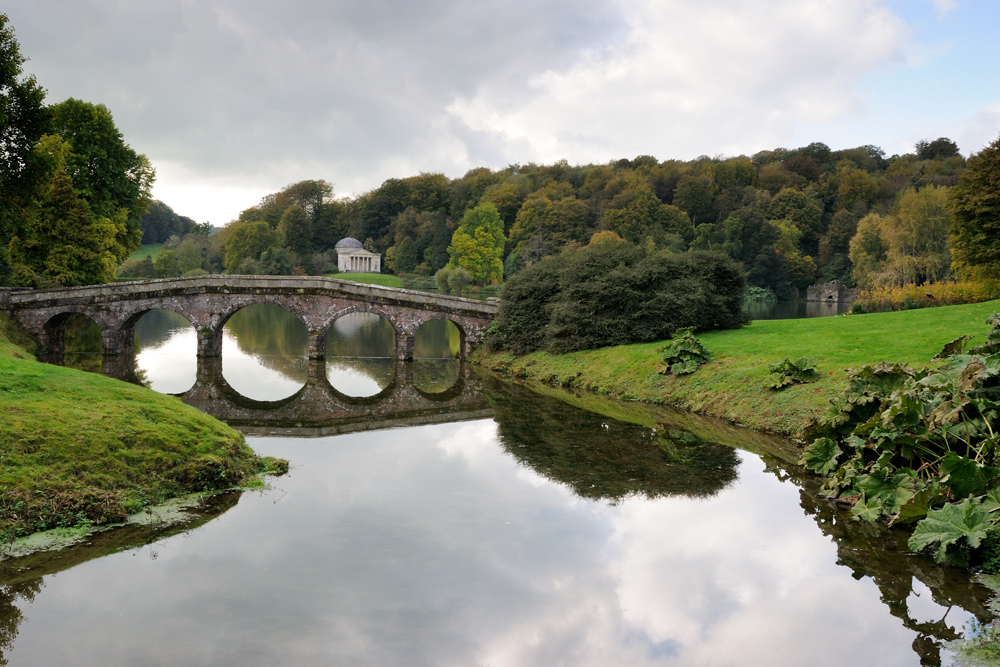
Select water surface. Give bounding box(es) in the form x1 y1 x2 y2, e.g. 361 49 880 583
10 304 992 666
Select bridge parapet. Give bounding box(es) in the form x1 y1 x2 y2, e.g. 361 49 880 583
3 275 499 360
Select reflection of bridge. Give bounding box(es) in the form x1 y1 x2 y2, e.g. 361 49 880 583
1 275 498 360
105 356 494 437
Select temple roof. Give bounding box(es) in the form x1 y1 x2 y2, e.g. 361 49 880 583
335 237 364 249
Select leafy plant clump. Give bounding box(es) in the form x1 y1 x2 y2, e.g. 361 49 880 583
767 357 819 389
799 314 1000 567
659 327 711 375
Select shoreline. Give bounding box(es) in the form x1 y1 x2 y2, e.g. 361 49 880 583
472 299 1000 438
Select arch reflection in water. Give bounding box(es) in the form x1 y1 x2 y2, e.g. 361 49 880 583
222 304 309 402
325 312 395 398
413 318 461 394
176 357 491 437
132 309 197 394
53 313 102 373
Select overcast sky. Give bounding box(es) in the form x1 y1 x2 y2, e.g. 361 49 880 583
7 0 1000 225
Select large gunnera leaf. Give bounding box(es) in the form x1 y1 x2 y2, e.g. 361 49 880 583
940 452 998 498
908 498 994 564
800 437 842 475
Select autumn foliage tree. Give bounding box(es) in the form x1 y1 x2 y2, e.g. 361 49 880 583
447 202 504 285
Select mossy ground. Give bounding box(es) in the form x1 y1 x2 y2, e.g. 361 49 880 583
0 312 285 543
475 299 1000 437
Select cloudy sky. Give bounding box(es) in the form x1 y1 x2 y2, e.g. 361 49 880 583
7 0 1000 225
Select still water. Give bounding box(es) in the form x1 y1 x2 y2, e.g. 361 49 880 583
3 306 992 666
745 299 852 320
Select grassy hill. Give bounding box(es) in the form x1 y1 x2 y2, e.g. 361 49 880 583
0 313 282 544
476 300 1000 436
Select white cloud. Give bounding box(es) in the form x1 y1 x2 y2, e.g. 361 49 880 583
449 0 911 164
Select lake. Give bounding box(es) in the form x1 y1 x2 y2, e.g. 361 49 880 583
2 306 991 666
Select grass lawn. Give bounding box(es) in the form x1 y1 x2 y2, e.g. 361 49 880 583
475 299 1000 437
127 243 163 262
325 272 403 288
0 313 282 543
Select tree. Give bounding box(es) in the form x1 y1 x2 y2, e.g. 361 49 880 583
9 168 120 286
223 220 281 273
278 204 312 256
447 202 504 285
949 135 1000 279
849 213 889 288
916 137 961 161
672 174 715 224
767 188 823 255
50 99 154 263
0 13 51 282
880 186 952 285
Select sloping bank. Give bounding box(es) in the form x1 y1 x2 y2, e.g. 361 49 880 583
0 312 285 547
473 299 1000 437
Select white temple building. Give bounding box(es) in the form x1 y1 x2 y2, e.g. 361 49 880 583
335 237 381 273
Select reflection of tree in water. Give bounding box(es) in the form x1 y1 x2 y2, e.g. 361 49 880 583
769 457 994 666
327 312 395 358
133 309 194 352
0 579 42 666
59 313 102 373
489 381 739 502
0 492 241 663
414 319 460 359
224 305 309 381
413 359 461 394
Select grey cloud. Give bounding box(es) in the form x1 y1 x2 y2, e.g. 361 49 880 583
7 0 626 195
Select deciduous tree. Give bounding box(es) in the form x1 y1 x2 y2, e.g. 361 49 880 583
949 135 1000 279
447 203 504 285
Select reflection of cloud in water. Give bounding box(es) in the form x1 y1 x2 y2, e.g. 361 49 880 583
134 327 197 394
1 420 980 666
413 358 460 393
222 329 307 401
326 359 394 397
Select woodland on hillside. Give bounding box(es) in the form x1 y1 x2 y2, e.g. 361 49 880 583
125 135 994 300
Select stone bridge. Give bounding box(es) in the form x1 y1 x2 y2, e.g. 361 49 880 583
0 275 499 360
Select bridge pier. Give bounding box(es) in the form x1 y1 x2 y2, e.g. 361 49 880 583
308 331 327 360
197 327 222 357
101 329 133 356
396 332 415 361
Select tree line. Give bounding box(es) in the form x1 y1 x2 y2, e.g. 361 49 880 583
4 11 998 292
0 14 154 287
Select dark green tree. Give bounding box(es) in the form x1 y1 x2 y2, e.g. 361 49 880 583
916 137 961 161
949 135 1000 279
50 98 154 262
0 13 51 282
9 168 119 286
278 204 312 256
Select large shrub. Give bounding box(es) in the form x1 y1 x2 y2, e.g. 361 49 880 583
489 240 748 354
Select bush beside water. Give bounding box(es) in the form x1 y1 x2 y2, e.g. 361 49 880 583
488 241 748 354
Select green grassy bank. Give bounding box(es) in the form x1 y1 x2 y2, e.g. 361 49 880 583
127 242 163 262
0 313 284 544
475 299 1000 437
325 272 403 287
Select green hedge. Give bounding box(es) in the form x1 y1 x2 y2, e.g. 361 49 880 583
489 241 748 354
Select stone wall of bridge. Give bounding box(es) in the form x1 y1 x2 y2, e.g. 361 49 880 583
0 275 498 360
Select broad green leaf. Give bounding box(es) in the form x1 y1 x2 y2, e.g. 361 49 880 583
892 486 935 526
852 495 884 522
800 437 842 475
908 498 995 563
940 452 998 498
